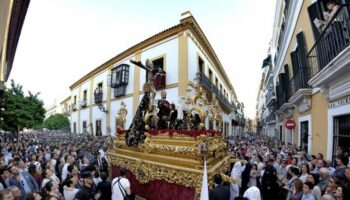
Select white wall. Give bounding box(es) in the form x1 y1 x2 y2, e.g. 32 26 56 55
80 80 90 105
71 112 78 133
140 37 179 89
109 96 133 136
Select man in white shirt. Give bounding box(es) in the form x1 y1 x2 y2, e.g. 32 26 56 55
111 167 131 200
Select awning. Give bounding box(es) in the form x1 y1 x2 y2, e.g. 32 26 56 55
262 55 271 68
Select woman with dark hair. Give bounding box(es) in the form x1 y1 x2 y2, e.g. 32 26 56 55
248 164 259 188
42 180 61 200
306 174 321 200
28 164 41 189
300 163 310 183
25 192 42 200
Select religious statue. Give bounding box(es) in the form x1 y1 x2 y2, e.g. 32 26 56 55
116 101 127 130
157 91 171 129
168 103 178 129
153 67 166 89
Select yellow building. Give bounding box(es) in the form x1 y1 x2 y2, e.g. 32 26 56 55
0 0 30 88
265 0 350 161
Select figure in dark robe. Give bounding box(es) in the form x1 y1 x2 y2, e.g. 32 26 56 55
157 91 171 129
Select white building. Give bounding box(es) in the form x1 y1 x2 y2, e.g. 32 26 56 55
69 12 241 136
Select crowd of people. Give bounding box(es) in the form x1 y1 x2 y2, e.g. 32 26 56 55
0 132 118 200
210 134 350 200
1 131 350 200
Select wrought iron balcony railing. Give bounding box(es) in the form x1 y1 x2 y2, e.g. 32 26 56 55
287 67 311 99
94 90 103 104
266 90 276 106
308 4 350 79
197 72 234 110
265 113 276 123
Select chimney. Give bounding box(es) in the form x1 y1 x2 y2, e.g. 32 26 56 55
180 11 192 20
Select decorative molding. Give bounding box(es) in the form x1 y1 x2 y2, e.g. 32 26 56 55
298 97 311 114
288 88 312 105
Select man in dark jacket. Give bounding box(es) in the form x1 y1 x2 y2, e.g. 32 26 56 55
261 159 278 200
74 172 100 200
97 172 111 200
209 174 230 200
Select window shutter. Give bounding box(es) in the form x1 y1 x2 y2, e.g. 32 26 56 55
284 64 290 98
307 2 323 40
296 31 309 88
290 51 299 76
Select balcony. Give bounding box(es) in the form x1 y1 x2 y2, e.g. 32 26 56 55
265 112 276 124
197 72 234 111
80 99 87 108
308 4 350 89
94 90 103 104
71 103 77 111
266 90 276 107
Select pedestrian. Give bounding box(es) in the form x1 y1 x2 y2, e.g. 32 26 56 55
74 171 100 200
97 172 111 200
261 159 278 200
209 173 230 200
111 167 132 200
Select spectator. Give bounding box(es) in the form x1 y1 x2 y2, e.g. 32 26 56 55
209 173 230 200
302 181 316 200
74 172 100 200
97 172 111 200
111 167 131 200
0 188 15 200
300 163 310 183
63 177 79 200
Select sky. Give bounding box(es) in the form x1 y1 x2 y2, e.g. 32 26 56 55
10 0 276 118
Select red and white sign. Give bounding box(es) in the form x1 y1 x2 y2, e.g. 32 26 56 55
285 119 296 130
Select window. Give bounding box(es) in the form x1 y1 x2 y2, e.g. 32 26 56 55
96 120 102 136
209 69 213 82
82 121 87 134
215 78 218 87
198 57 204 73
95 83 103 103
220 84 223 93
111 64 130 97
73 122 76 134
152 57 164 71
98 83 103 90
111 64 129 97
83 90 87 101
111 64 129 87
74 96 77 104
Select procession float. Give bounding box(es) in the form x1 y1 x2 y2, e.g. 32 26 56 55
108 59 238 200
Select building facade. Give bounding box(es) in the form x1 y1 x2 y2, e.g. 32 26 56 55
0 0 30 111
69 12 243 137
258 0 350 161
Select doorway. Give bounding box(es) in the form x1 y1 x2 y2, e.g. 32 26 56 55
300 121 309 152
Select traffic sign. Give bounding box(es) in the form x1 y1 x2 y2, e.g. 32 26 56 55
285 119 296 130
